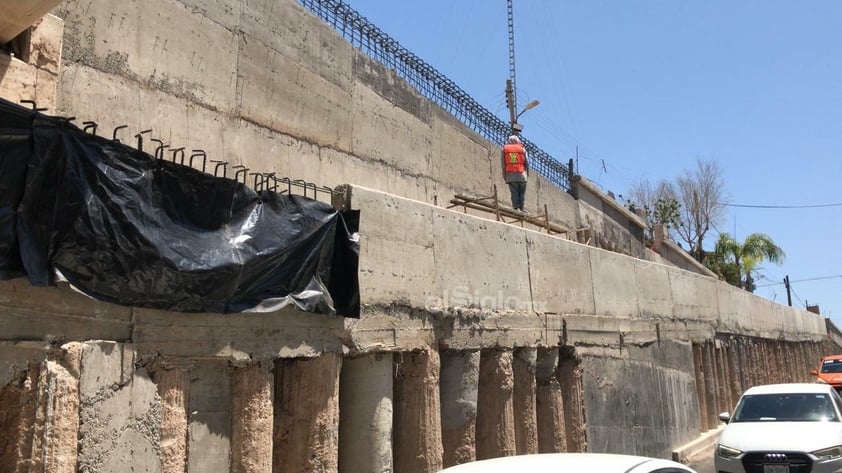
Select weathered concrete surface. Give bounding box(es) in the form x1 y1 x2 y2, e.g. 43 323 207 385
0 279 132 343
513 347 538 455
187 360 231 473
0 1 62 43
670 270 719 322
274 354 341 473
536 347 566 453
431 207 532 313
701 342 718 429
231 362 273 473
559 348 587 453
353 187 436 309
526 233 595 315
429 111 495 198
0 14 62 109
393 348 443 473
339 353 393 473
0 341 80 473
633 259 674 318
581 340 698 459
78 342 161 473
476 348 516 460
0 362 39 471
55 0 239 113
31 360 80 473
692 343 709 432
440 349 479 467
132 306 346 360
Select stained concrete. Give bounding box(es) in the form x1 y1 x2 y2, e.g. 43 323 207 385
536 347 566 453
440 349 479 467
187 360 231 473
393 348 443 473
78 342 161 473
581 340 698 459
339 353 393 473
513 347 538 455
230 363 273 473
274 354 341 473
476 348 515 460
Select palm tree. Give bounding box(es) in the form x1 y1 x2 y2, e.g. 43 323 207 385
710 232 785 291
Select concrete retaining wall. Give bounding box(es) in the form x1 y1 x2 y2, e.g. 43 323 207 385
0 185 832 470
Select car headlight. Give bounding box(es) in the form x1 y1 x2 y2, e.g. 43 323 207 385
718 444 742 458
817 378 829 384
812 446 842 461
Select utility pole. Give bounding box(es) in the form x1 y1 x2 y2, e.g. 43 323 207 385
784 275 792 307
507 0 517 117
506 79 517 132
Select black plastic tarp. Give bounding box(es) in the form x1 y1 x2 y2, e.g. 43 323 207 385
0 98 359 316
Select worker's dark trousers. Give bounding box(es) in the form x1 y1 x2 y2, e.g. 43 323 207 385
507 181 526 210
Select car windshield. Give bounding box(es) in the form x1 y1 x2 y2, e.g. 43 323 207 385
732 393 838 422
821 361 842 373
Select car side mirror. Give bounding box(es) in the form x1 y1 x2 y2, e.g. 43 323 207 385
811 369 819 376
719 412 731 423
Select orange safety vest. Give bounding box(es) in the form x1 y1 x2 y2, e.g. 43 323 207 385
503 143 526 173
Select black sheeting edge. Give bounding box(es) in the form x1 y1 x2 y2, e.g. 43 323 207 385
0 98 359 317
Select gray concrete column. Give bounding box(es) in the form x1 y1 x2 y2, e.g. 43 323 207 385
747 341 760 387
775 342 787 384
476 348 516 460
393 348 443 473
78 342 161 473
154 366 190 473
513 347 538 455
231 362 273 473
790 342 798 382
274 354 342 473
701 341 718 429
763 341 775 384
188 360 232 473
801 342 813 382
692 343 709 431
732 338 746 391
440 349 479 468
339 353 393 473
791 343 802 382
801 342 812 382
558 347 586 452
725 342 741 408
535 347 565 453
713 342 729 413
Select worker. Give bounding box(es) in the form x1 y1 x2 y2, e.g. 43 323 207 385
501 135 529 212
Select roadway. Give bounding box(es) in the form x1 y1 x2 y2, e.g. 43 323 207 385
688 443 716 473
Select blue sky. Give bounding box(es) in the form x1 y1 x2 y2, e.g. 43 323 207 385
342 1 842 324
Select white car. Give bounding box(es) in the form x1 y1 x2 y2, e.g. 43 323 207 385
437 453 697 473
716 383 842 473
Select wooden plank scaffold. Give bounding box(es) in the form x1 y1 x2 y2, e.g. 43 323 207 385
447 185 589 240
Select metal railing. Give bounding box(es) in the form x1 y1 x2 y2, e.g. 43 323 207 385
299 0 571 190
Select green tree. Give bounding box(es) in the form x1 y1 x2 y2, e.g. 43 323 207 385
707 232 785 292
622 179 681 246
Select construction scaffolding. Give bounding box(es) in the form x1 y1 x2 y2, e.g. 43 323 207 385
448 185 590 243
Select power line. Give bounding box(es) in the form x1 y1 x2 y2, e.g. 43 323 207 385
789 285 806 308
721 202 842 209
756 274 842 288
